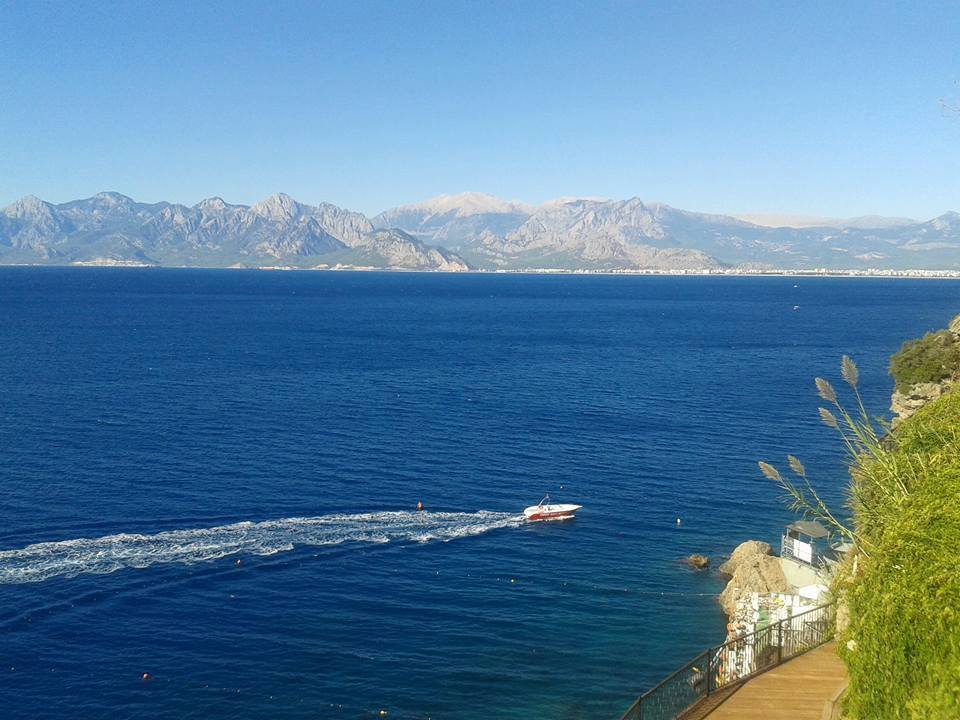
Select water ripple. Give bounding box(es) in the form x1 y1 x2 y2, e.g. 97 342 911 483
0 510 523 584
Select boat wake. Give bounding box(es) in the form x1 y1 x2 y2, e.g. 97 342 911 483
0 510 524 585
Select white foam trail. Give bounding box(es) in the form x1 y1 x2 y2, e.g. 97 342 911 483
0 511 524 585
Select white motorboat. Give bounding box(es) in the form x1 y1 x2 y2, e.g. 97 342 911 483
523 494 582 522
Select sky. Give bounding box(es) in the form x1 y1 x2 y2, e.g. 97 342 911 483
1 0 958 218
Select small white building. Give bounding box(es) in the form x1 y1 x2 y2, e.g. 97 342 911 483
781 520 830 566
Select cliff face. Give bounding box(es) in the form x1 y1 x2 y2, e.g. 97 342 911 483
890 382 950 422
717 540 790 616
889 313 960 424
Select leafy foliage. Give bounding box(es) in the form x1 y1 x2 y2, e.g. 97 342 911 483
889 330 960 393
839 391 960 719
759 354 960 718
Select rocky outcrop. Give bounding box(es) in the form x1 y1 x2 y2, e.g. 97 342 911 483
891 312 960 424
719 540 772 576
891 382 951 423
718 540 790 616
683 554 710 570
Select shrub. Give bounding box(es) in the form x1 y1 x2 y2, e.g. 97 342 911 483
889 331 960 393
760 354 960 719
839 390 960 719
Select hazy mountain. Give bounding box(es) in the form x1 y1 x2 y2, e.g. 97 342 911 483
734 213 917 230
372 192 532 251
3 191 958 272
375 194 960 271
0 192 469 271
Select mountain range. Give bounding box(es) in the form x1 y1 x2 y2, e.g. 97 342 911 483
2 190 959 272
0 193 468 271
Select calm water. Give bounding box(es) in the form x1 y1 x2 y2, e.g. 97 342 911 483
0 269 956 720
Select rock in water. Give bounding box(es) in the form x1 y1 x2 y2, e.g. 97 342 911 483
683 554 710 570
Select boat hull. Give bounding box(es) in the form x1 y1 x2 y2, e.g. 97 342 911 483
523 504 582 522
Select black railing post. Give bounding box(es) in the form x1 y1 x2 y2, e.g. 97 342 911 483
706 647 714 696
777 619 783 664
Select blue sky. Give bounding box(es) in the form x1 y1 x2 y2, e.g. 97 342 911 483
1 0 958 218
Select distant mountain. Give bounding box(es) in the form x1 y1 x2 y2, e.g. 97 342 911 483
734 213 917 230
3 191 958 272
372 192 533 252
374 194 960 271
0 192 469 270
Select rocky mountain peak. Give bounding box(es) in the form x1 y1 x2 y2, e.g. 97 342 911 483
250 193 303 222
92 191 135 205
930 211 960 231
3 195 51 218
196 197 230 212
396 192 532 218
540 196 610 208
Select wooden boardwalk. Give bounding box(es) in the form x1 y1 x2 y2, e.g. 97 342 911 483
680 642 846 720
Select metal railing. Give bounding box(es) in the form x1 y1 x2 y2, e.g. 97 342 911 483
619 602 835 720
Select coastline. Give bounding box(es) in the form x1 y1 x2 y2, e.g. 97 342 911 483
1 262 960 279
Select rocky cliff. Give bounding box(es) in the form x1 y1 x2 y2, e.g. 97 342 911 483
717 540 791 616
890 312 960 423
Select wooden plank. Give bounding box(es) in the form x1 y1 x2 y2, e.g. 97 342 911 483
684 642 847 720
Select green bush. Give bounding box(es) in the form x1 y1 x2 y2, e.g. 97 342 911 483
839 390 960 719
889 331 960 393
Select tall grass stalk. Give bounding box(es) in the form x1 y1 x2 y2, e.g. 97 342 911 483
758 356 914 557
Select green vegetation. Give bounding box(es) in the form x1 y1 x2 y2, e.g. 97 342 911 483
761 330 960 719
889 330 960 393
839 390 960 719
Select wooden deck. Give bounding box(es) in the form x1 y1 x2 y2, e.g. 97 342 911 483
679 642 846 720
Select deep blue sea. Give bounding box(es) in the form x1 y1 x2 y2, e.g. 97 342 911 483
0 269 956 720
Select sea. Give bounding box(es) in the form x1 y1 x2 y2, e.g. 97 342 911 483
0 268 956 720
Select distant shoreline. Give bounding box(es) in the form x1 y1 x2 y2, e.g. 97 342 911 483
1 262 959 280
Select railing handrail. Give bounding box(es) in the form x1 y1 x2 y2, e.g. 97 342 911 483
711 600 834 656
636 648 710 703
620 601 836 720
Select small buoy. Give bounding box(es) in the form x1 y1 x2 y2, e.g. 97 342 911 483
379 710 388 717
141 673 152 681
235 559 242 566
676 517 681 526
416 501 424 511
